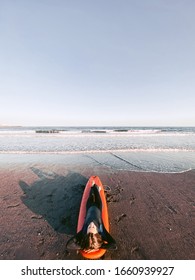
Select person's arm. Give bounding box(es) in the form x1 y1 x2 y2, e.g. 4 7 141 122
101 224 117 250
66 230 83 250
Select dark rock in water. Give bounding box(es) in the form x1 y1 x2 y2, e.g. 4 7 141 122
81 130 91 133
114 129 129 132
36 130 59 134
81 130 107 134
92 130 106 133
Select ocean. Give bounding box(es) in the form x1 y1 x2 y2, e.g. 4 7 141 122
0 126 195 173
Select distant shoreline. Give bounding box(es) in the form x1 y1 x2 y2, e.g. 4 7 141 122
0 125 22 128
1 125 195 128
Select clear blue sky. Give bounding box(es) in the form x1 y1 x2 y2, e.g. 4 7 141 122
0 0 195 126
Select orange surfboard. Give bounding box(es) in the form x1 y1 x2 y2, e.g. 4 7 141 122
77 175 109 259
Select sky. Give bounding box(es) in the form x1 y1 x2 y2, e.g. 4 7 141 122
0 0 195 126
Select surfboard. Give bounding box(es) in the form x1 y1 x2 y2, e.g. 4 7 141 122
77 175 109 259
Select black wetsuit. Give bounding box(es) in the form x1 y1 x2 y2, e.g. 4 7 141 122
66 185 116 250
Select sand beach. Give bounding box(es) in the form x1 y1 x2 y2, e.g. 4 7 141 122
0 154 195 260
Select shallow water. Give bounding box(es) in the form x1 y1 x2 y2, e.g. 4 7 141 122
0 126 195 173
0 150 194 174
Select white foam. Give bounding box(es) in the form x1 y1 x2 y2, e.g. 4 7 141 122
0 148 195 155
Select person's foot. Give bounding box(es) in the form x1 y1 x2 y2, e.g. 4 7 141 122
92 183 101 192
97 185 102 192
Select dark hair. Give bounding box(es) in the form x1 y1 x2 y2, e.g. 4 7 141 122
80 233 103 252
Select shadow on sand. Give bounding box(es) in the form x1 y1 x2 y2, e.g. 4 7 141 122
19 167 88 235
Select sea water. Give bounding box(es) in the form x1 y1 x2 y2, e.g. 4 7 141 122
0 126 195 172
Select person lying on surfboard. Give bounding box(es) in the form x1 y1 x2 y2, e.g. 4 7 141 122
66 184 117 253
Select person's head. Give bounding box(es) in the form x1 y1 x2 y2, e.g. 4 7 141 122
87 221 98 234
79 222 103 252
81 232 103 252
66 221 117 252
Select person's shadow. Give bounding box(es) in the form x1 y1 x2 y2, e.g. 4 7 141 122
19 168 88 235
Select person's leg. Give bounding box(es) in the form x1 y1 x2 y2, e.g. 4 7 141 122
91 185 102 210
86 187 95 210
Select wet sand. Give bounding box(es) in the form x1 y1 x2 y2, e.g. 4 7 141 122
0 159 195 260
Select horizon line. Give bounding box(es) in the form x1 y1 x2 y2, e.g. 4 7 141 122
1 124 195 128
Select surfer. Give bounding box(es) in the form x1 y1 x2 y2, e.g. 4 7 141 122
66 184 117 253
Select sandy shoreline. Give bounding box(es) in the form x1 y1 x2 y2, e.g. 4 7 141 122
0 159 195 260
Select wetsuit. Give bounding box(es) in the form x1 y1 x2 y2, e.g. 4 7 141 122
66 185 116 250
